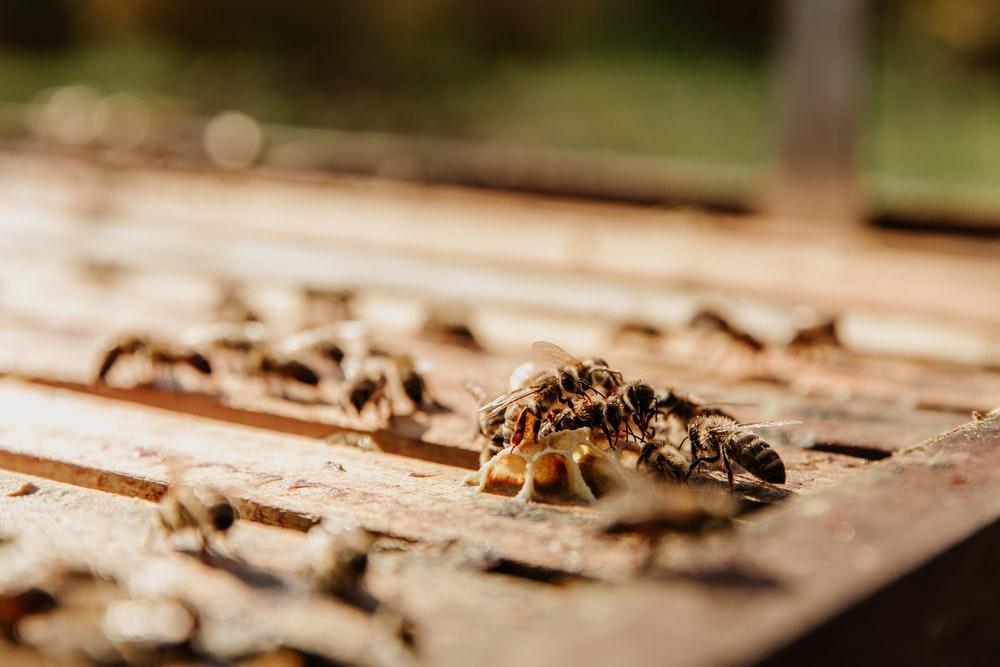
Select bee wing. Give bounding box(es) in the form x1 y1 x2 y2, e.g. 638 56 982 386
508 361 541 390
711 419 801 433
478 386 542 419
531 341 582 367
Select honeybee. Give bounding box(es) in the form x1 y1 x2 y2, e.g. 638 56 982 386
215 280 262 323
687 415 797 488
180 321 266 373
343 371 391 425
275 326 348 380
653 388 740 433
972 406 1000 421
419 302 482 350
153 481 237 557
386 354 432 410
465 382 506 464
305 520 376 607
689 309 766 354
94 335 213 389
636 440 690 484
94 334 150 384
616 381 658 436
256 352 322 401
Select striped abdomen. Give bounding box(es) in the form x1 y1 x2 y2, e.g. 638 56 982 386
727 432 785 484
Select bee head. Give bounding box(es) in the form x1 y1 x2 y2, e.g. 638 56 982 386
208 500 237 532
558 368 580 394
402 373 425 404
187 352 213 376
323 343 345 364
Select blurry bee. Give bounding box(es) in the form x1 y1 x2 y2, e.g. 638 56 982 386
465 381 506 464
654 388 740 432
94 334 213 389
689 309 767 354
972 406 1000 421
343 370 391 425
301 286 355 328
636 440 690 484
256 352 322 401
275 326 348 380
610 319 664 350
305 521 376 608
687 415 797 488
388 354 432 410
786 315 844 363
419 302 482 350
94 334 150 384
153 480 237 557
215 280 262 323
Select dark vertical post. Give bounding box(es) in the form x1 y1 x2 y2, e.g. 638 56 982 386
765 0 870 224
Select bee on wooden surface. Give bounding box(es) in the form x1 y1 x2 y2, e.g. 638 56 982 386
972 406 1000 421
215 280 262 323
305 521 376 607
479 375 564 448
636 440 691 484
609 318 664 351
388 354 432 411
343 370 391 426
653 388 740 432
465 382 507 464
256 352 323 402
419 302 482 350
94 334 213 389
687 414 797 488
300 286 355 328
94 334 151 384
274 326 348 381
689 309 767 354
153 481 237 557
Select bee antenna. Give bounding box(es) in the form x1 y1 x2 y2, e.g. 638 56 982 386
582 380 606 399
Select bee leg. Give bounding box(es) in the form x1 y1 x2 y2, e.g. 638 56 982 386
686 454 720 480
722 449 735 488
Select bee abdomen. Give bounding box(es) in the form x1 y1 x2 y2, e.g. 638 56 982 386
732 434 785 484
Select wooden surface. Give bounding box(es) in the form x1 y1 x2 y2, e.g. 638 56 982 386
1 151 999 665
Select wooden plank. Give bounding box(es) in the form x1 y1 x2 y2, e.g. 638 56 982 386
0 471 383 665
0 261 974 462
0 381 646 580
0 469 576 667
2 151 1000 341
467 417 1000 667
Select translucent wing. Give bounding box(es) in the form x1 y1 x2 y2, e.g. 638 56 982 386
531 340 581 367
478 386 543 419
710 419 801 433
508 361 542 390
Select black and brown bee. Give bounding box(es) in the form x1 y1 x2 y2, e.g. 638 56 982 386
94 334 212 389
153 481 237 557
686 414 795 488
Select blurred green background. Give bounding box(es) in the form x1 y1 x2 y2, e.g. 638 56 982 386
1 0 999 212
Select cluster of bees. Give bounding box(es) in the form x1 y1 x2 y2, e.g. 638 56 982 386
613 307 843 368
467 341 794 503
94 320 435 426
1 475 414 666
